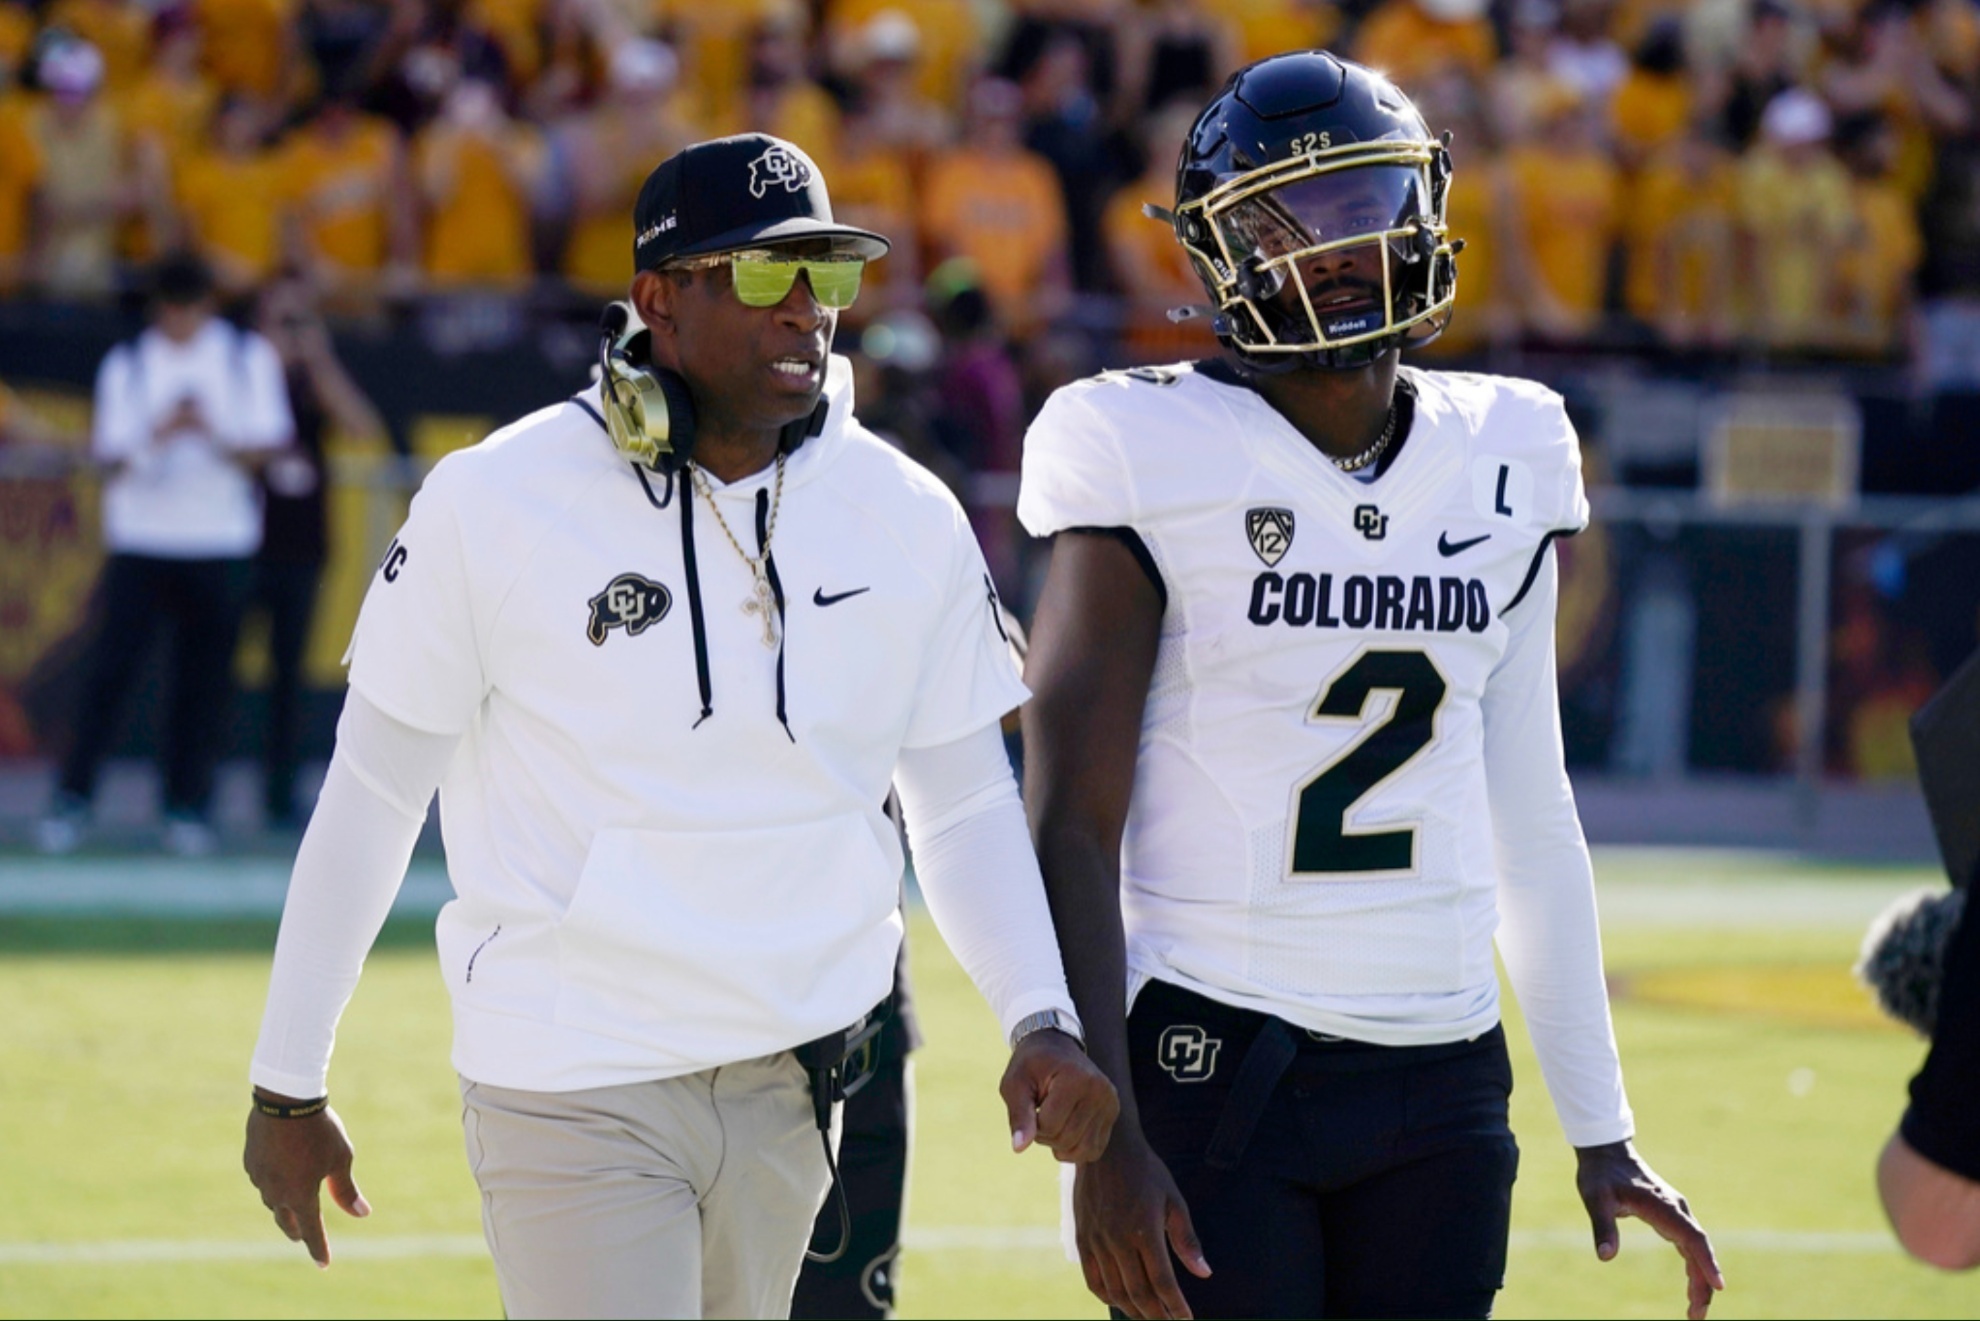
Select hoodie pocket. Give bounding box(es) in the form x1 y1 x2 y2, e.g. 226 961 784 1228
552 813 903 1065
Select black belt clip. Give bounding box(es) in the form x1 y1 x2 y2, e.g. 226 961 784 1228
793 1006 887 1135
793 1003 887 1265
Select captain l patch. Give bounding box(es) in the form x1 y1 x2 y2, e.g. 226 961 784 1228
1246 507 1295 567
587 573 672 645
1157 1024 1223 1082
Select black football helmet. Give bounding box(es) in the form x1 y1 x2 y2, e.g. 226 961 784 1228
1169 51 1457 371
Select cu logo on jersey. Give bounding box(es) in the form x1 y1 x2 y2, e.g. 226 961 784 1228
1157 1025 1223 1083
1353 503 1389 541
1246 507 1295 567
747 144 812 198
587 573 672 646
379 537 407 583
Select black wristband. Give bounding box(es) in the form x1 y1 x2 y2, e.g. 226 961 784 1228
252 1092 329 1119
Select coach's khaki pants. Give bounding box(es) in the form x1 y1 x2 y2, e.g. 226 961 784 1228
460 1053 830 1319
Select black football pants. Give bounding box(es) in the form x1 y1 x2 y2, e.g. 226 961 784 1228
1127 979 1519 1319
59 553 251 817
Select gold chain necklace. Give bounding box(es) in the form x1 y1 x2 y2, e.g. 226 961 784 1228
1332 401 1397 474
690 453 787 650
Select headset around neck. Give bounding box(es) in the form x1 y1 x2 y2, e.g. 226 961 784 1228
594 302 830 474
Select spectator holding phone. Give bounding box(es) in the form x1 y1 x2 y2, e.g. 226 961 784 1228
37 251 293 856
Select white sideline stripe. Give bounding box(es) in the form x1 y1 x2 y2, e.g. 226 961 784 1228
0 1227 1900 1266
0 856 1937 930
0 858 455 918
0 1234 488 1264
1509 1228 1898 1254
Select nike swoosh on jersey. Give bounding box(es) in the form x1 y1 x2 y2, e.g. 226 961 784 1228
813 586 871 607
1437 532 1492 557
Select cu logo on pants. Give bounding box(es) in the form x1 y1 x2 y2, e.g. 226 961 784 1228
1157 1024 1223 1083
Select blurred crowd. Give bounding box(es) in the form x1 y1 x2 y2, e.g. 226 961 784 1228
3 0 1976 832
1 0 1977 365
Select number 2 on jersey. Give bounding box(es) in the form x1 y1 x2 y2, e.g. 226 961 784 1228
1290 649 1448 875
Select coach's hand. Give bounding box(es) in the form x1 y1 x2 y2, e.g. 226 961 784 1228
1073 1127 1211 1319
1576 1139 1724 1319
1003 1029 1119 1162
243 1092 371 1268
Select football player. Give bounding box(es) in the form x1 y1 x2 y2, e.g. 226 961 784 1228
1018 52 1725 1319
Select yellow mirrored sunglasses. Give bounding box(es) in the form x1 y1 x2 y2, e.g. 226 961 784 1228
670 249 867 309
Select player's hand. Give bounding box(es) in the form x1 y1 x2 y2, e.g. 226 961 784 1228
1073 1128 1210 1319
243 1094 371 1267
1575 1139 1724 1319
1002 1028 1119 1162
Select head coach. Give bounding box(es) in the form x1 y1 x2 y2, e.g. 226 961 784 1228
242 134 1117 1319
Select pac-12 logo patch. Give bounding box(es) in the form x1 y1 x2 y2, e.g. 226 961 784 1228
1353 503 1389 541
1246 507 1295 567
747 144 812 198
1157 1024 1223 1082
587 573 672 645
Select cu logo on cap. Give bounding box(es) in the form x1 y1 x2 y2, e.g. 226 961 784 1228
748 145 812 198
1157 1024 1223 1083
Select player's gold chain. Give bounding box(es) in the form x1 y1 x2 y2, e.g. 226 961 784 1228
1332 399 1397 474
690 453 787 650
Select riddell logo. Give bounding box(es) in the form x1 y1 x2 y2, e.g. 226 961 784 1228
748 145 812 198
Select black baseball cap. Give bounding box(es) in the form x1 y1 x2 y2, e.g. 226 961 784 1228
632 133 891 270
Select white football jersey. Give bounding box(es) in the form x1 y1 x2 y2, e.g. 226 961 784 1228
1021 360 1631 1145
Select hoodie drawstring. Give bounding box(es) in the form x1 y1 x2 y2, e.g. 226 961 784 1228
674 469 716 728
755 487 795 743
579 392 790 735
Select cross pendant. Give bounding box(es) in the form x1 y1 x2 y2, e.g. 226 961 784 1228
741 574 778 649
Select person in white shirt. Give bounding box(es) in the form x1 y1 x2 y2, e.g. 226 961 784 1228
38 251 293 856
1018 53 1722 1320
241 134 1117 1320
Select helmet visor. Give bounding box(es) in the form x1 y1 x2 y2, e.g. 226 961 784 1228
1212 163 1423 264
1206 162 1433 348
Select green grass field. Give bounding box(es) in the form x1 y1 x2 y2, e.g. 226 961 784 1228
2 847 1975 1318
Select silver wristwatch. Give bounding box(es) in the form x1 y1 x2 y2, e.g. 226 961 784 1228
1009 1009 1085 1052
